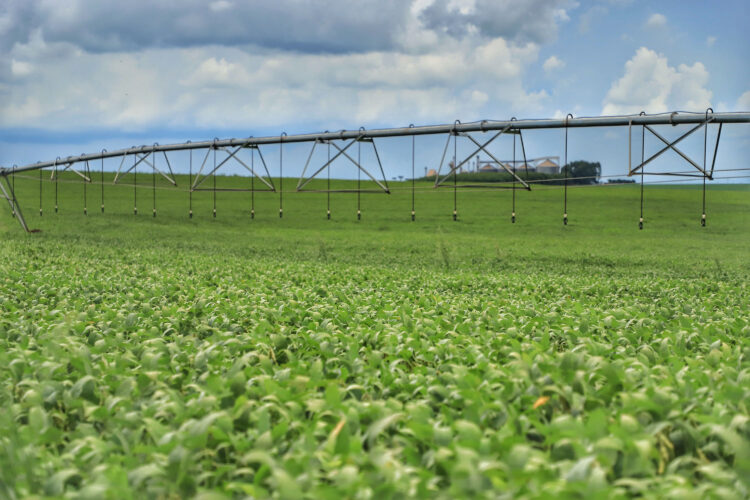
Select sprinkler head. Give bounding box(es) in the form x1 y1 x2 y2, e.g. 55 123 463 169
279 208 283 218
563 213 568 225
134 207 138 215
84 208 87 216
251 209 255 219
411 210 415 222
327 210 331 220
189 210 193 219
453 210 457 221
357 210 361 220
153 209 156 218
101 204 104 213
39 209 43 216
511 211 516 224
213 209 216 218
701 213 706 227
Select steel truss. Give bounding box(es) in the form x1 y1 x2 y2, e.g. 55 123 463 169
434 124 531 190
191 143 275 193
1 110 748 231
629 114 721 179
297 135 390 193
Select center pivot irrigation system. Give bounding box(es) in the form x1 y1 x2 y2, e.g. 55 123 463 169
1 110 748 232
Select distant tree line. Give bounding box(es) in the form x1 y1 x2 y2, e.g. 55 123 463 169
421 161 602 185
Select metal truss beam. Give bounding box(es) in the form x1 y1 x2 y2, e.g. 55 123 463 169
435 125 529 189
629 119 716 178
191 145 275 192
5 111 748 176
215 147 275 191
296 136 389 193
50 161 90 182
0 173 31 232
114 151 177 185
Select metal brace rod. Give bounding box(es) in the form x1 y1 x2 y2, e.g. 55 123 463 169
51 161 90 182
369 137 390 193
189 148 212 190
0 174 30 232
629 119 712 175
644 124 710 178
161 151 177 186
114 151 152 183
436 126 512 186
114 154 128 182
296 140 319 190
50 161 73 180
462 133 531 190
253 146 277 192
710 123 722 177
132 152 178 186
216 146 276 191
192 145 244 189
297 137 359 191
327 141 390 193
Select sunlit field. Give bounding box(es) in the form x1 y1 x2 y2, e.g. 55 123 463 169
1 174 748 498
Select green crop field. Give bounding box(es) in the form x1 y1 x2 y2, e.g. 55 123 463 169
1 173 749 498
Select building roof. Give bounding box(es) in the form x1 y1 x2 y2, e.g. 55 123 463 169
537 159 559 167
426 169 437 177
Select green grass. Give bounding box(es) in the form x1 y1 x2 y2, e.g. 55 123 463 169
1 173 749 498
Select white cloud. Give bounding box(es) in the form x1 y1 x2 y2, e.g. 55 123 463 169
1 0 572 55
645 13 667 29
602 47 712 115
10 59 33 77
706 36 716 47
738 91 750 110
0 34 546 131
543 55 565 73
209 1 232 12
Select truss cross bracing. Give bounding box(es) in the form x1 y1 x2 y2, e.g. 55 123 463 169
434 125 531 190
297 136 390 193
1 110 748 231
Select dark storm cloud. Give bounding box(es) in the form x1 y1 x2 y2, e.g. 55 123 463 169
419 0 570 44
0 0 411 54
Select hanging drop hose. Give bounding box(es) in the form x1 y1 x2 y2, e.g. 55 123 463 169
212 139 217 218
639 112 646 229
83 158 88 216
358 127 365 220
251 146 255 219
133 149 138 215
357 137 361 220
512 134 516 223
702 108 712 227
187 141 193 218
563 114 572 225
39 164 43 216
327 136 331 219
54 157 59 213
453 120 460 221
279 132 286 218
152 143 158 217
101 149 106 213
511 117 517 223
410 124 415 221
11 165 16 217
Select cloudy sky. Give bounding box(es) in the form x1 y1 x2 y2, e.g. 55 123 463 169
1 0 748 180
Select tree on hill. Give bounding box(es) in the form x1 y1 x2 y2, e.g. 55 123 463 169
561 161 601 184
